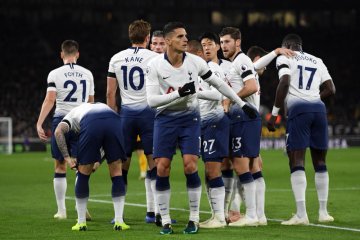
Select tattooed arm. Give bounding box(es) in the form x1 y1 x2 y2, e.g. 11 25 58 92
55 122 77 169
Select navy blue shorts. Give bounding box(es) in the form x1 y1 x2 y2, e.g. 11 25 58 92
153 123 201 160
51 116 78 161
230 119 261 158
201 115 230 162
286 112 328 151
78 116 126 165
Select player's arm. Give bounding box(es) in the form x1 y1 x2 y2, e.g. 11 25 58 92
320 79 336 100
106 76 118 112
237 78 258 99
36 91 56 142
54 121 76 169
197 87 222 101
203 71 257 118
253 48 294 70
88 95 94 103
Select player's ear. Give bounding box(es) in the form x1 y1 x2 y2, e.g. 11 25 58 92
76 52 80 60
215 44 220 51
60 51 64 59
236 39 241 48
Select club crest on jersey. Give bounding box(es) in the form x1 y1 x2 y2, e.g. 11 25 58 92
146 67 151 75
188 71 192 80
241 64 248 71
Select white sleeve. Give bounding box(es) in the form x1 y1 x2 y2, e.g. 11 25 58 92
47 71 56 92
145 63 180 108
197 88 222 101
276 55 291 78
204 73 245 107
108 56 115 74
254 51 277 70
319 59 332 84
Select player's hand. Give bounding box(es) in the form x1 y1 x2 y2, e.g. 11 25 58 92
222 99 231 113
65 157 77 170
178 81 196 97
92 162 100 172
36 125 47 142
275 48 295 58
242 104 257 119
267 115 278 132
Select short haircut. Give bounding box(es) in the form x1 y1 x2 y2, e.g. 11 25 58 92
247 46 268 62
128 19 151 44
187 40 203 53
219 27 241 40
152 30 164 38
163 22 186 37
61 40 79 55
199 32 220 45
282 33 302 48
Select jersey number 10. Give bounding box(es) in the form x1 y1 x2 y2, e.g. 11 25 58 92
121 66 144 91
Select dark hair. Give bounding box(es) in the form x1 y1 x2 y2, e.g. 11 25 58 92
61 40 79 55
128 19 151 44
199 32 220 45
163 22 186 37
152 30 164 38
187 39 203 54
247 46 268 61
282 33 302 49
219 27 241 40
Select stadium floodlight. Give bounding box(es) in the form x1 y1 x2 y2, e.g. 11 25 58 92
0 117 13 154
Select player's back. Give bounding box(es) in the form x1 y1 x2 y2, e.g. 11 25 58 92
277 51 332 117
278 51 331 102
109 47 158 109
48 63 94 117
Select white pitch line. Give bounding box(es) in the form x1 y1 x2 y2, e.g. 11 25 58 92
66 196 360 232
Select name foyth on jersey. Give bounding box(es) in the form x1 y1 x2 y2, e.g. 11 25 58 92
63 71 84 78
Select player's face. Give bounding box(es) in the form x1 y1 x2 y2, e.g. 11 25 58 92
166 28 188 53
201 38 220 62
220 35 237 60
151 36 166 53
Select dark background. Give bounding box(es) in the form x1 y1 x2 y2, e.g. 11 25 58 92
1 0 359 138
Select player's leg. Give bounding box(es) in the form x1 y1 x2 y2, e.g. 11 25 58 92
228 175 243 223
51 116 68 219
179 124 202 234
53 159 67 219
73 163 93 231
229 121 260 227
153 123 177 234
251 155 267 225
221 157 234 221
281 114 311 225
310 112 333 222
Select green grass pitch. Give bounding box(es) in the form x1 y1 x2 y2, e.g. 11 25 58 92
0 148 359 239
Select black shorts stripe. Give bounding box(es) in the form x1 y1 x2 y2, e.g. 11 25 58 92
47 82 56 88
107 72 116 78
241 70 252 79
201 70 212 80
277 64 289 70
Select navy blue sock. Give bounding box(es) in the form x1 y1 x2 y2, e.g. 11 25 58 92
122 169 128 186
185 171 201 188
111 176 126 198
315 165 327 173
54 173 66 178
156 175 170 191
150 167 157 180
146 170 151 180
75 172 90 199
239 172 254 184
222 169 233 178
208 176 224 188
291 166 305 173
252 171 263 180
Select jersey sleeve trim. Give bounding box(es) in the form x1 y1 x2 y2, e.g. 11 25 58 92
47 82 56 88
107 72 116 78
277 64 289 70
61 119 71 129
201 70 212 80
241 70 253 79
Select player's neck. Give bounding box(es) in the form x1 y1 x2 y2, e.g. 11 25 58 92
63 57 77 64
132 43 147 48
229 50 241 62
166 50 184 68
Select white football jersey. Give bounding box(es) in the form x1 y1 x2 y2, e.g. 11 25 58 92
146 52 211 116
219 59 232 79
47 63 94 117
63 102 114 133
276 51 332 110
228 52 260 110
108 47 158 109
198 61 225 121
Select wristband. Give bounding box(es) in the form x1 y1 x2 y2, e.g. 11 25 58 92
271 106 280 116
